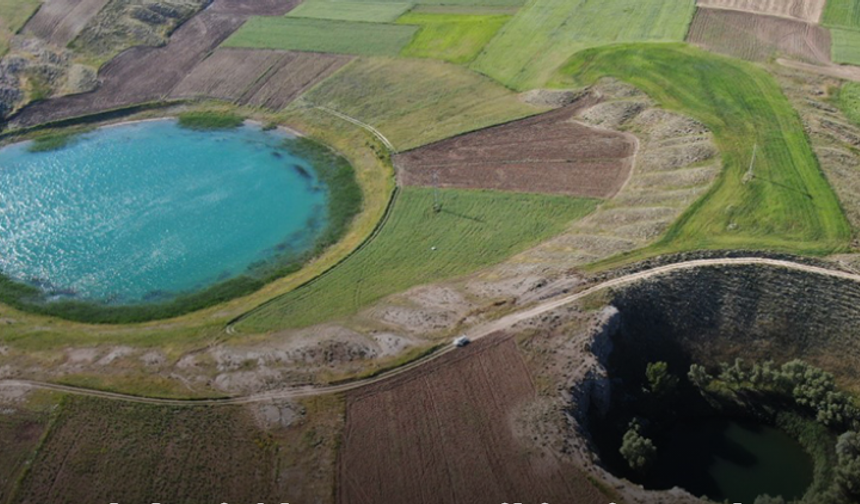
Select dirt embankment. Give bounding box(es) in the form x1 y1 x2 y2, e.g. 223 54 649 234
394 93 637 198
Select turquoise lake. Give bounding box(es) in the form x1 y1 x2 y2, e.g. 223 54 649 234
0 120 328 305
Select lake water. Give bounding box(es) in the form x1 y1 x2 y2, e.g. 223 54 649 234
647 418 814 503
0 120 327 304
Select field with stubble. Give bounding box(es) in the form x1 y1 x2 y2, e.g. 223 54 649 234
338 335 607 504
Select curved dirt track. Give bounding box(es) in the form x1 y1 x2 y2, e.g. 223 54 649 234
4 257 860 406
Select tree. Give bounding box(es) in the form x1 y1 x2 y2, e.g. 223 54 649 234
836 431 860 499
620 421 657 472
688 363 711 389
645 361 679 399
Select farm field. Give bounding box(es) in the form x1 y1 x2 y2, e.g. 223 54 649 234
339 334 606 504
287 0 412 22
0 0 41 54
171 48 350 109
9 395 343 504
301 57 539 150
236 188 597 332
830 28 860 65
397 12 511 64
697 0 827 23
839 81 860 127
223 17 417 56
687 8 831 63
395 100 637 198
0 407 47 502
21 0 110 46
554 44 850 257
822 0 860 30
471 0 696 89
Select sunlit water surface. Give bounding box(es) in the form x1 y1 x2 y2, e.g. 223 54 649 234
0 120 327 304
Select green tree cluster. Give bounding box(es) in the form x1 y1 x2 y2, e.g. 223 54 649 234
619 421 656 473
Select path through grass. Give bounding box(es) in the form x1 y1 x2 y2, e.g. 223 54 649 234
237 188 597 331
554 44 850 259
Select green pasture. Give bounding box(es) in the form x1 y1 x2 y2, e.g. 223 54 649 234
472 0 696 90
223 17 417 56
397 12 510 64
554 44 850 258
822 0 860 30
236 188 597 332
830 28 860 65
367 0 523 5
301 57 539 150
838 82 860 127
287 0 413 22
0 0 41 54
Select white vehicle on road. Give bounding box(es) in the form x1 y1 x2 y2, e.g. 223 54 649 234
453 336 470 348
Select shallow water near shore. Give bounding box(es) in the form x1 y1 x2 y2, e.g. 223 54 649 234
0 119 328 304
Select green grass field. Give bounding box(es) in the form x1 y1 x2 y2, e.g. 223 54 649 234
397 12 510 64
822 0 860 30
554 44 850 258
830 28 860 65
237 188 597 331
301 57 540 150
223 17 417 56
838 82 860 127
0 0 41 54
287 0 413 22
471 0 696 89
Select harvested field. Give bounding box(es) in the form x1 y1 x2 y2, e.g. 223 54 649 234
171 48 350 109
688 7 831 63
223 17 418 57
11 0 300 128
22 0 110 46
395 99 637 198
696 0 826 23
338 334 606 504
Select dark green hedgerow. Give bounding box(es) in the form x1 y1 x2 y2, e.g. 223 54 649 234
0 136 363 324
176 111 245 130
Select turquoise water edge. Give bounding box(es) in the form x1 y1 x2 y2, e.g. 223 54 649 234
0 120 329 306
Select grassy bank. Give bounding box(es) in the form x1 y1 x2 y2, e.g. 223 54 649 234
237 187 597 332
556 44 849 264
177 110 245 130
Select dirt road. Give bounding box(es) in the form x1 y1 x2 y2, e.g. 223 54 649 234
3 256 858 405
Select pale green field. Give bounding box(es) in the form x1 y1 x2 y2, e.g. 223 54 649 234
301 57 541 150
223 17 417 56
0 0 40 54
397 12 510 63
472 0 696 89
822 0 860 30
237 188 597 331
830 28 860 65
287 0 413 22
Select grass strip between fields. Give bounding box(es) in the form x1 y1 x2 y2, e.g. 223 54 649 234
287 0 414 23
553 43 850 264
223 17 418 56
396 12 511 64
237 187 597 331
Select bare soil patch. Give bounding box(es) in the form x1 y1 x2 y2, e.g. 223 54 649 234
10 0 300 128
23 0 111 46
689 7 831 63
696 0 826 23
339 334 605 504
394 96 637 198
171 48 350 110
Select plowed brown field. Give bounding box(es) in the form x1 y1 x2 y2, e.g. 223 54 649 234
171 48 350 110
394 100 637 198
338 335 606 504
11 0 300 128
689 7 832 63
22 0 111 45
696 0 826 23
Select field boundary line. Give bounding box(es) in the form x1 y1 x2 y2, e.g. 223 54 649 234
314 105 395 151
10 257 860 406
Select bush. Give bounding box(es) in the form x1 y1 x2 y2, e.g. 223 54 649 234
836 431 860 498
177 111 244 130
620 421 656 473
645 361 678 399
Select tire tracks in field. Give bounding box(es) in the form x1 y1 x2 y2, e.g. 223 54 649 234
5 257 860 406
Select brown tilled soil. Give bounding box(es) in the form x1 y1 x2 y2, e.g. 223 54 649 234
394 96 637 198
22 0 111 46
338 334 606 504
696 0 827 23
171 48 350 110
10 0 301 128
688 7 832 63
